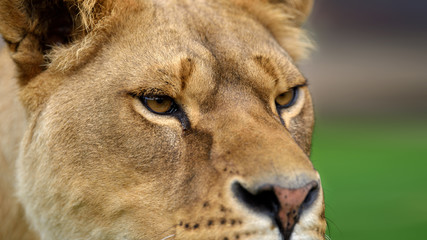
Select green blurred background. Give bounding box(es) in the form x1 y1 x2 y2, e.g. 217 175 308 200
301 1 427 239
311 118 427 240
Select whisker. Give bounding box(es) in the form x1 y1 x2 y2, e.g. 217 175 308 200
160 234 175 240
153 225 176 240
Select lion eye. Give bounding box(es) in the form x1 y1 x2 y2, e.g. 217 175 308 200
141 96 177 115
275 87 298 109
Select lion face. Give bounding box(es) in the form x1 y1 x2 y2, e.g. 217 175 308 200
0 0 325 239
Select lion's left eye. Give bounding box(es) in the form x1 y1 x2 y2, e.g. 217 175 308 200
275 87 298 109
141 95 177 115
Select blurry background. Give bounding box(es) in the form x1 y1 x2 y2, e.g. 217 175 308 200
1 1 426 239
301 0 427 239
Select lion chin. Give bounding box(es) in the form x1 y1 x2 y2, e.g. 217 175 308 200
0 0 326 240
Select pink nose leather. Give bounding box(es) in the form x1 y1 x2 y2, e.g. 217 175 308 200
273 181 318 233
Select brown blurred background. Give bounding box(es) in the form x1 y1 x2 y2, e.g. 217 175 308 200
301 0 427 116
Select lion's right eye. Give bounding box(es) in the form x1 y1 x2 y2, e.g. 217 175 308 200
275 87 298 110
141 96 178 115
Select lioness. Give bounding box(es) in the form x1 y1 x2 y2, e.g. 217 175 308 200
0 0 326 239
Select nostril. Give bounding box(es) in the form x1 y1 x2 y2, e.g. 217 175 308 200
231 182 279 218
301 182 319 210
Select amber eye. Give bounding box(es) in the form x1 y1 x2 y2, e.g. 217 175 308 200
275 87 298 109
141 95 177 115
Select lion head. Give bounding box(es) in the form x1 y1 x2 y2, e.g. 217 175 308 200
0 0 325 239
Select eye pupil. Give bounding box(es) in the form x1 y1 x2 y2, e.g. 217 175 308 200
275 87 298 109
142 96 176 114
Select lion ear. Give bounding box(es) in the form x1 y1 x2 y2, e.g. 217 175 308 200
232 0 314 61
0 0 112 84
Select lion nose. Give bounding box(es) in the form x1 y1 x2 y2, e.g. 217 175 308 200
232 181 319 239
272 182 319 237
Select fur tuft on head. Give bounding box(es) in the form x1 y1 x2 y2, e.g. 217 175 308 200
65 0 115 31
232 0 314 61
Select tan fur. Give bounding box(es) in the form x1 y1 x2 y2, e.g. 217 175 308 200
0 0 325 239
